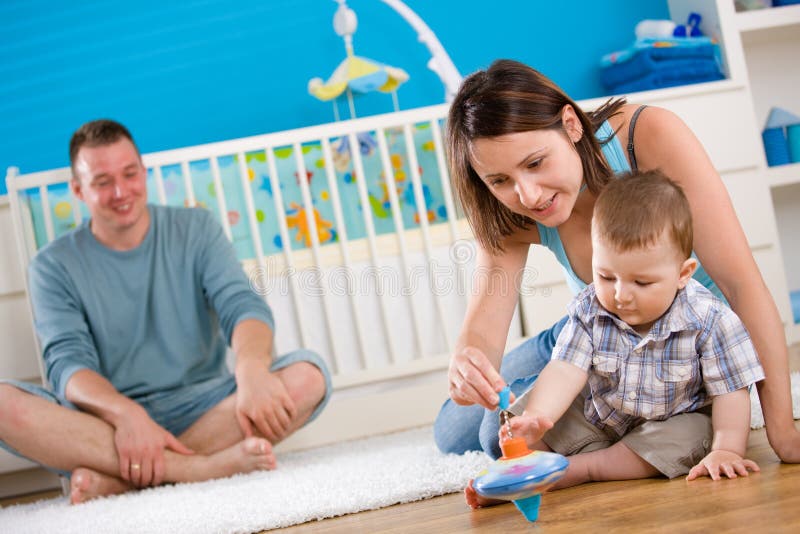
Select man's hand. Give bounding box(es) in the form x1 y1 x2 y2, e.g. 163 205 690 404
502 413 554 447
686 449 760 481
113 404 194 488
448 346 507 410
235 358 296 443
63 369 194 488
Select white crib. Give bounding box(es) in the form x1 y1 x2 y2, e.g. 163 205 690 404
5 103 529 453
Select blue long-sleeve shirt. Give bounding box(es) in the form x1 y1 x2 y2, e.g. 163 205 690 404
28 205 274 401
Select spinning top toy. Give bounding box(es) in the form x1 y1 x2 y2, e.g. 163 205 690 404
473 387 568 522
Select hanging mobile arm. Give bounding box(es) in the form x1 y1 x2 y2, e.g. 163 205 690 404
379 0 462 102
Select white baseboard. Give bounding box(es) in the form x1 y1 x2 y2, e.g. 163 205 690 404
0 448 38 474
274 369 449 454
0 467 61 499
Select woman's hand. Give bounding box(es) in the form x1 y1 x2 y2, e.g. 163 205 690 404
448 346 508 409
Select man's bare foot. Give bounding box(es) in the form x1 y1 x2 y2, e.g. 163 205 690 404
187 437 276 482
70 437 275 503
70 467 130 505
464 479 505 509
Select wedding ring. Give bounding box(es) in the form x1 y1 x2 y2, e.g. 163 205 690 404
131 463 141 470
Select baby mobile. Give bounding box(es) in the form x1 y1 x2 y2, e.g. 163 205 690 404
304 0 415 240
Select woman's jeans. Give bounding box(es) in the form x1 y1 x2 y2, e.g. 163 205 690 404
433 316 568 459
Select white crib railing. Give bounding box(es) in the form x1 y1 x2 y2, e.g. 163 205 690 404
6 104 526 449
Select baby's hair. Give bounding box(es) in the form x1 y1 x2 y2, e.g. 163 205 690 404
593 170 693 259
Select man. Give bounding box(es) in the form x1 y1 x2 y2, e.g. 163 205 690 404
0 119 331 504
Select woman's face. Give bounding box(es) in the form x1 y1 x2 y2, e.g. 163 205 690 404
468 108 585 227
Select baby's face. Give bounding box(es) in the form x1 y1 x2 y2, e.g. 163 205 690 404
591 232 694 335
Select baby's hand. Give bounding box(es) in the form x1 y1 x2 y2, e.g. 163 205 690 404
500 413 554 447
686 450 760 481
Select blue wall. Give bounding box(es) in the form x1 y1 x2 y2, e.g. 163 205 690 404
0 0 669 194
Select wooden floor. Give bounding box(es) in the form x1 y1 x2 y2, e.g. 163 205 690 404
3 344 800 532
4 425 799 533
273 422 800 533
275 343 800 533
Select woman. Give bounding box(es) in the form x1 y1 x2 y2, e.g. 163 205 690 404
434 59 799 463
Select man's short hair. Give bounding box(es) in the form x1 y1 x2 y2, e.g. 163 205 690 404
69 119 139 174
593 169 693 259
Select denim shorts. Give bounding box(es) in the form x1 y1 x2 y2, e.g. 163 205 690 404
0 348 331 475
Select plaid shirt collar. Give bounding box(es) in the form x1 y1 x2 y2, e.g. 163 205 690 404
572 279 707 341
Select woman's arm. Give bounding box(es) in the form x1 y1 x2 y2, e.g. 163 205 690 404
449 237 531 409
634 106 799 462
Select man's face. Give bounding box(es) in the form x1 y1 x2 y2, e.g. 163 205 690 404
71 138 149 242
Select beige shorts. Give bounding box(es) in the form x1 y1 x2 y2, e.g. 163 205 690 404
509 389 712 479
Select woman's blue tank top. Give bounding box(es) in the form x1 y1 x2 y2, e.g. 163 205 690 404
535 120 724 300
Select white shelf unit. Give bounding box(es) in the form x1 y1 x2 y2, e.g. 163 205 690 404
667 1 798 343
739 8 800 128
767 162 800 188
737 2 800 341
523 1 798 344
736 3 800 33
770 180 800 335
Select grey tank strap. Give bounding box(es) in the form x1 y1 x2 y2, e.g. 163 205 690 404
627 105 648 172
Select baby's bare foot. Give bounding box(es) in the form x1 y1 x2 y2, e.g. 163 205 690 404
464 479 505 509
70 467 130 505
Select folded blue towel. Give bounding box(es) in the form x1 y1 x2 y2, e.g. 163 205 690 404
605 68 724 94
600 37 724 93
600 37 720 68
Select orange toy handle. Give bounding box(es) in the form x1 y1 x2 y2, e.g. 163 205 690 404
500 436 531 459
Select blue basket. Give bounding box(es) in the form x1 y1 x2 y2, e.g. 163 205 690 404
774 0 800 6
762 127 791 166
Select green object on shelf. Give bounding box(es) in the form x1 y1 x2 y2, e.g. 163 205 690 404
788 125 800 163
734 0 771 11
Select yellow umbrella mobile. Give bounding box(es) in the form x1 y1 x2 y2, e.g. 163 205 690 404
308 0 410 121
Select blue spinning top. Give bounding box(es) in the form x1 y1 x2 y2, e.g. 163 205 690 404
473 434 568 521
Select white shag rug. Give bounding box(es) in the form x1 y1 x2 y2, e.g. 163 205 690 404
750 371 800 429
2 372 798 534
0 426 490 534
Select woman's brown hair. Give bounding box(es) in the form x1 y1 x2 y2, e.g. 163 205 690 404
446 59 625 255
